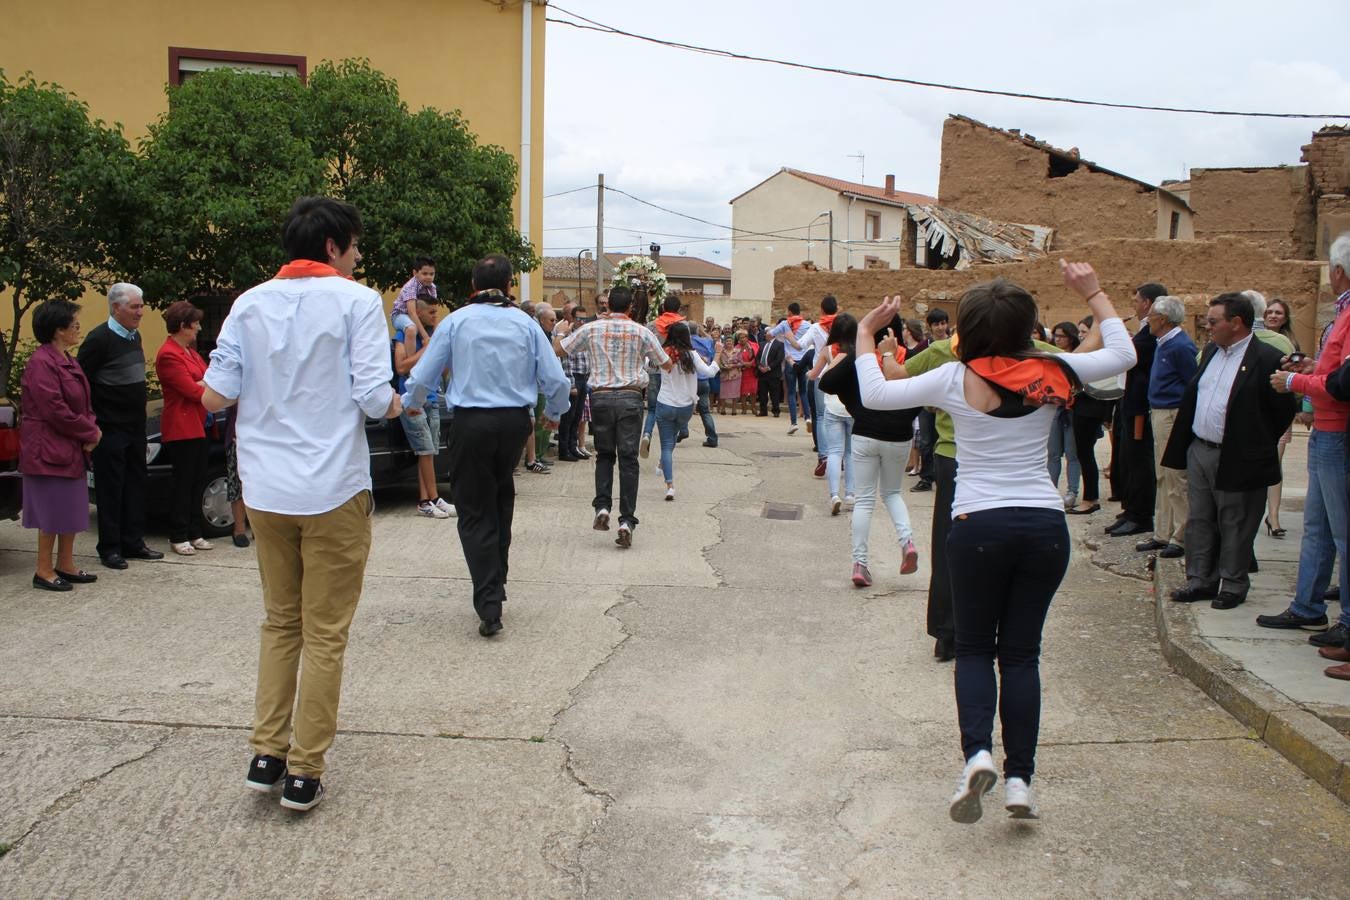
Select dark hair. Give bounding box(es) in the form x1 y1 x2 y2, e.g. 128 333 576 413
33 300 80 344
926 308 950 327
1266 298 1296 342
412 255 436 271
1052 320 1081 351
1031 322 1048 343
608 285 634 314
787 302 802 315
163 300 203 334
872 315 906 343
1209 292 1255 329
471 254 513 292
826 313 858 357
820 295 838 315
661 295 682 314
1079 315 1094 328
1135 282 1169 303
282 197 363 263
904 319 925 342
954 278 1039 362
665 321 695 373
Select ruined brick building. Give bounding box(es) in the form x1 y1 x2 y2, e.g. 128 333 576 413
773 117 1350 350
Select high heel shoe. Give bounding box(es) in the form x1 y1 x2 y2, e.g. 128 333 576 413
1264 516 1286 539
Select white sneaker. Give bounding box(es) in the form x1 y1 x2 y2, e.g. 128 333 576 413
830 495 842 516
170 541 196 556
1004 777 1039 820
1062 493 1078 511
593 509 610 531
949 750 998 824
615 523 633 549
434 498 457 518
665 487 675 502
787 424 798 435
639 433 651 459
417 501 450 519
844 494 856 507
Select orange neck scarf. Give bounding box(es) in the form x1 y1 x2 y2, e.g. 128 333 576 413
788 315 804 332
653 311 685 338
967 356 1076 408
275 260 350 280
817 313 837 335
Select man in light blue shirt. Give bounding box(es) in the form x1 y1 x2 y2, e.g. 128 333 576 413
768 302 812 432
402 254 570 638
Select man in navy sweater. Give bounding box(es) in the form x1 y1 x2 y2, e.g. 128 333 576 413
1136 296 1198 557
1106 282 1169 537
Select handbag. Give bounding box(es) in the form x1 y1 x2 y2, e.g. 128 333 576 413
1084 373 1124 402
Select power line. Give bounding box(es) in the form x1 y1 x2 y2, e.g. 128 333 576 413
548 5 1349 120
543 184 597 199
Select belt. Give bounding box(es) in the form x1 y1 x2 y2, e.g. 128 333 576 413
1193 435 1221 449
592 385 642 393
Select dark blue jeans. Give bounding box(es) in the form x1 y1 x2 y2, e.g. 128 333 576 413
784 360 809 425
591 390 645 528
689 379 717 443
947 506 1070 782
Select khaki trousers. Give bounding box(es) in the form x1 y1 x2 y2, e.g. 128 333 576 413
1151 408 1188 546
247 490 373 778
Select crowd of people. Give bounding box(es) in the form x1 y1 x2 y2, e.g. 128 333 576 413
14 192 1347 824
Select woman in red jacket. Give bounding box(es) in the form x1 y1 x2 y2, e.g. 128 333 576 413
154 301 211 556
20 300 102 591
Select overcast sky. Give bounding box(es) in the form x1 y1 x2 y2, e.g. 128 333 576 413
540 0 1350 268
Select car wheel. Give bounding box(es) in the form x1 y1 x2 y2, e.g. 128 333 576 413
200 467 234 538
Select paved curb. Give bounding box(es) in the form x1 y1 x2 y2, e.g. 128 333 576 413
1152 558 1350 805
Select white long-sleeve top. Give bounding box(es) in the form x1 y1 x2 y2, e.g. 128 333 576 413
657 351 720 408
855 317 1136 517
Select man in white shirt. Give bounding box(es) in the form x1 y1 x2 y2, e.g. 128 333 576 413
203 197 403 813
1161 293 1296 611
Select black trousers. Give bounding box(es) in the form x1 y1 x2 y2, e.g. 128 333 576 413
927 453 958 642
916 411 938 481
757 373 782 416
1071 412 1109 503
590 390 644 528
1113 411 1155 526
948 506 1069 782
91 425 148 559
165 437 208 544
558 372 588 456
447 407 532 623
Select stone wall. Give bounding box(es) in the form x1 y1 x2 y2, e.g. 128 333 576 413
936 117 1159 250
1302 126 1350 199
773 238 1324 351
1190 166 1312 259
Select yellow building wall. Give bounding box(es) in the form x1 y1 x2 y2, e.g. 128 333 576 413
1 0 546 349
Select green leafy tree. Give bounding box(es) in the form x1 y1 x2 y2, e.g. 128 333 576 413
0 72 137 395
130 69 325 303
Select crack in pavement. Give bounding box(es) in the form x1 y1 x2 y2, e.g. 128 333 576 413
1038 734 1257 748
5 726 175 856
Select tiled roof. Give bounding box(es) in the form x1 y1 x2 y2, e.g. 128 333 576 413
541 256 599 280
783 168 936 207
602 253 730 280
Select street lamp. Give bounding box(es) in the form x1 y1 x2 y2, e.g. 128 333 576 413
808 210 834 270
576 249 591 306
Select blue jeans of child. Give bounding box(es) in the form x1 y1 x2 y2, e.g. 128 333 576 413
655 402 695 483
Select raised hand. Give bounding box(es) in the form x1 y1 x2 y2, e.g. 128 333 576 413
860 296 902 333
1060 259 1102 300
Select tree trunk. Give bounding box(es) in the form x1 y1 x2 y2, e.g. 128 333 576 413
4 280 26 399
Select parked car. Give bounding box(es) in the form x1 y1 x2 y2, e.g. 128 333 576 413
88 401 453 538
0 399 19 522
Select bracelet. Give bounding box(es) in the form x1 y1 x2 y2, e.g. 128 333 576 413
1085 290 1105 302
1287 373 1297 392
882 352 894 358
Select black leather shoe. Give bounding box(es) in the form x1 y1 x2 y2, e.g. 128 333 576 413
55 569 98 584
1159 544 1185 559
1170 584 1217 603
1256 608 1328 630
478 619 503 638
1135 539 1169 552
934 636 955 662
33 573 73 592
1309 623 1348 648
703 440 718 448
911 480 932 493
1108 520 1149 537
1211 592 1246 610
100 554 129 570
124 545 164 561
1323 586 1340 602
556 453 581 462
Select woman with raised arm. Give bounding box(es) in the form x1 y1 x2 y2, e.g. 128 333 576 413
854 260 1135 824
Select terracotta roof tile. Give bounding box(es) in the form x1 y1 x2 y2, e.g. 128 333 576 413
602 253 730 280
784 168 936 207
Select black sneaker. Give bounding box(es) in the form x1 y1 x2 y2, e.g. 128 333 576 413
280 774 324 811
245 754 287 792
1256 608 1329 630
1309 623 1349 648
911 480 933 493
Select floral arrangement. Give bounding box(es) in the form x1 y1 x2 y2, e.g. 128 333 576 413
609 255 667 321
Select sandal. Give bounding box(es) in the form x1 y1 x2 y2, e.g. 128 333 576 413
171 541 196 556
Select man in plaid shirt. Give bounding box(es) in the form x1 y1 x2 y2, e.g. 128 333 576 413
557 302 591 462
554 286 668 548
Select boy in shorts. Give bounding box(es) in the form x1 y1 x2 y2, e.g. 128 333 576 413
394 295 453 518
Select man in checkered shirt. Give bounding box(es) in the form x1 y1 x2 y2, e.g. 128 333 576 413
553 286 668 549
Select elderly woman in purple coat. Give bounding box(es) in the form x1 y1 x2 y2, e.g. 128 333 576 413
20 300 102 591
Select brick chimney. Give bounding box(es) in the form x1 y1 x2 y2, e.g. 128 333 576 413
884 174 896 196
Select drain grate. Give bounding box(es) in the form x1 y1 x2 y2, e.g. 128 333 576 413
761 501 804 521
753 450 804 459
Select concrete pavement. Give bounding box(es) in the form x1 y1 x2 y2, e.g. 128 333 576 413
1 414 1347 897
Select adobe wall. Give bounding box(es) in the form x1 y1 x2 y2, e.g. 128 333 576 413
1302 127 1350 199
1190 167 1311 259
936 117 1158 249
773 237 1323 351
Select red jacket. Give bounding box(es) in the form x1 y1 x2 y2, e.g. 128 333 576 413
19 343 101 479
154 338 207 441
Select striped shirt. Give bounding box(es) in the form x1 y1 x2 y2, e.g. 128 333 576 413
560 315 668 389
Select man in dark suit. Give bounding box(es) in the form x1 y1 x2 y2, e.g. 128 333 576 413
756 332 785 416
1106 282 1169 537
1162 293 1297 610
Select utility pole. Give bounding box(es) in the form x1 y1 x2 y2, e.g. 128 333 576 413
595 174 605 298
